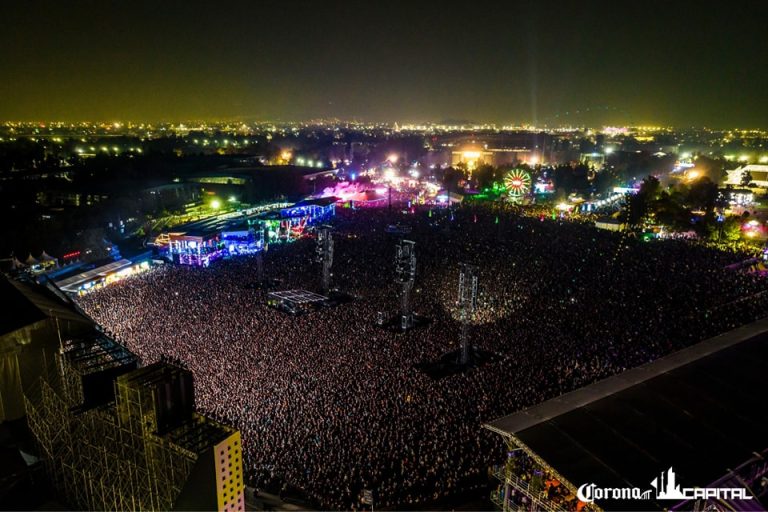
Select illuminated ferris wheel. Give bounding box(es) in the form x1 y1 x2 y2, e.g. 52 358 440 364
504 169 532 197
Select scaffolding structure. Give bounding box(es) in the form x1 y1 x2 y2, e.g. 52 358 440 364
489 437 594 512
315 225 334 294
457 263 478 365
24 335 243 511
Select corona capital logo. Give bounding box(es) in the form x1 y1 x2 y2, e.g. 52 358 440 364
577 467 752 504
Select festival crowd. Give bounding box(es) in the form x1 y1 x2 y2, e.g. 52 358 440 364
77 205 768 509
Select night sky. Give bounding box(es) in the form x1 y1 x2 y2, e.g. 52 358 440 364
1 0 767 127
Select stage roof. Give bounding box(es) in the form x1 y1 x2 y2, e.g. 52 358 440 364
0 278 89 338
484 318 768 510
54 259 134 292
0 278 47 337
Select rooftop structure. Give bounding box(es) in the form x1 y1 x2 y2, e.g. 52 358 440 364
53 258 150 295
483 318 768 511
0 277 91 421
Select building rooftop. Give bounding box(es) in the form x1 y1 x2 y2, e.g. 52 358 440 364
53 259 134 292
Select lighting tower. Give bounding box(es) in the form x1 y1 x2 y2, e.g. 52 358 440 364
262 224 271 251
394 240 417 330
457 263 478 365
316 225 334 294
256 251 264 286
254 224 267 287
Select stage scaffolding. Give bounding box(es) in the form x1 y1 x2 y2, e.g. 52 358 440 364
24 334 240 511
489 435 598 512
315 225 334 294
395 240 417 329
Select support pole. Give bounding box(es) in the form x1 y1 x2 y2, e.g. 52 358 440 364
458 263 478 365
316 226 334 295
256 251 264 286
394 240 416 329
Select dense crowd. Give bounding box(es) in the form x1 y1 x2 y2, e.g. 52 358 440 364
77 205 768 509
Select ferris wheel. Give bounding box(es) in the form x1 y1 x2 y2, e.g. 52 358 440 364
504 169 532 197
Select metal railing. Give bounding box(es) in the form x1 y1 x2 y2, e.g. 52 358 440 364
490 468 564 512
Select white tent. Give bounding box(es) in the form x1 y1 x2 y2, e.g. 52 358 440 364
25 254 39 266
39 251 56 261
39 251 59 269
